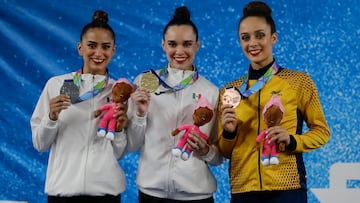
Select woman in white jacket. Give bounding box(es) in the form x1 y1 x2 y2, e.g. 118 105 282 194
30 10 127 203
127 6 224 203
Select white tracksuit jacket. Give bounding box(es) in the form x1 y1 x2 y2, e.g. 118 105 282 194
30 72 127 196
126 66 224 200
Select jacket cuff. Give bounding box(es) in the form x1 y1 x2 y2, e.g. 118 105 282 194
45 115 58 127
132 113 147 126
199 145 217 162
114 130 126 140
222 129 237 140
285 135 297 151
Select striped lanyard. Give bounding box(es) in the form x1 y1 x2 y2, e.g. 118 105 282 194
73 68 109 102
148 66 199 94
239 62 279 98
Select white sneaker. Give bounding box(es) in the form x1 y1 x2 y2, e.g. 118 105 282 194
270 156 279 165
181 151 190 161
261 157 270 166
105 132 114 140
97 129 106 138
172 148 182 157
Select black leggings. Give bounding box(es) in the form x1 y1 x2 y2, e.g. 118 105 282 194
48 194 121 203
230 189 307 203
139 190 214 203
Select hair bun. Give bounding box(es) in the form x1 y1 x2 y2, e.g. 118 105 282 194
243 1 272 17
173 6 191 21
92 10 109 24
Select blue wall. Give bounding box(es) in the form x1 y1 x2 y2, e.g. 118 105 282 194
0 0 359 202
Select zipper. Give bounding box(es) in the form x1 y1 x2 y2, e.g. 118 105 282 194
169 90 181 195
257 90 263 190
167 71 186 196
83 75 95 192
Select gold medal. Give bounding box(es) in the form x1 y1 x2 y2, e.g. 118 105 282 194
140 71 159 93
222 86 241 108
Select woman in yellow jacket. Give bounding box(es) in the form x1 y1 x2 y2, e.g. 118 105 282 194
218 1 330 203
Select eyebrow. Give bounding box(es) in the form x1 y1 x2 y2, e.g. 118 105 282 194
166 40 194 43
87 41 112 45
240 29 265 35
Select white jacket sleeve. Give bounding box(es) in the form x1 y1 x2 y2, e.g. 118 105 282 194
125 74 147 152
30 81 58 152
112 130 127 159
125 109 147 152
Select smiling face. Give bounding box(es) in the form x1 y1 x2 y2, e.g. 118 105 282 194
238 16 277 70
162 25 200 70
77 28 115 75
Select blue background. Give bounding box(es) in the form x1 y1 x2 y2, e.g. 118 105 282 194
0 0 359 202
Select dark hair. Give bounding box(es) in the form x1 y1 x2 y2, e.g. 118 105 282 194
238 1 276 34
80 10 116 43
163 6 198 41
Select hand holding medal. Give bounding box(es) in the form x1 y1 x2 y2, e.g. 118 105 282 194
48 80 76 121
222 86 241 108
130 71 155 117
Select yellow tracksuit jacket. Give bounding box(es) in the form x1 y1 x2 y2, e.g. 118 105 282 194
218 67 330 194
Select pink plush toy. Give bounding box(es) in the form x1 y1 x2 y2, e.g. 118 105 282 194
171 95 214 160
94 78 133 140
256 94 285 166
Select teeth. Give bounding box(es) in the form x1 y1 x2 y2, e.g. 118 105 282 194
174 57 186 62
250 50 261 55
92 58 104 63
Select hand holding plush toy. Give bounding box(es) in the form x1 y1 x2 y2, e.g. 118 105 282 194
94 78 133 140
171 95 214 161
256 94 285 166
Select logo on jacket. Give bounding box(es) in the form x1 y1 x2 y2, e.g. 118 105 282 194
192 93 202 101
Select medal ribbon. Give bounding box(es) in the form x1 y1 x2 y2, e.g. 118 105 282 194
148 66 199 92
73 68 109 102
239 62 279 98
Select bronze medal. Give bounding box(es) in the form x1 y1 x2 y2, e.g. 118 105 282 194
140 71 159 93
222 86 241 108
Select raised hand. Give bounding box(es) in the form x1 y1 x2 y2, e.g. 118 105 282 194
131 87 151 117
49 95 71 121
